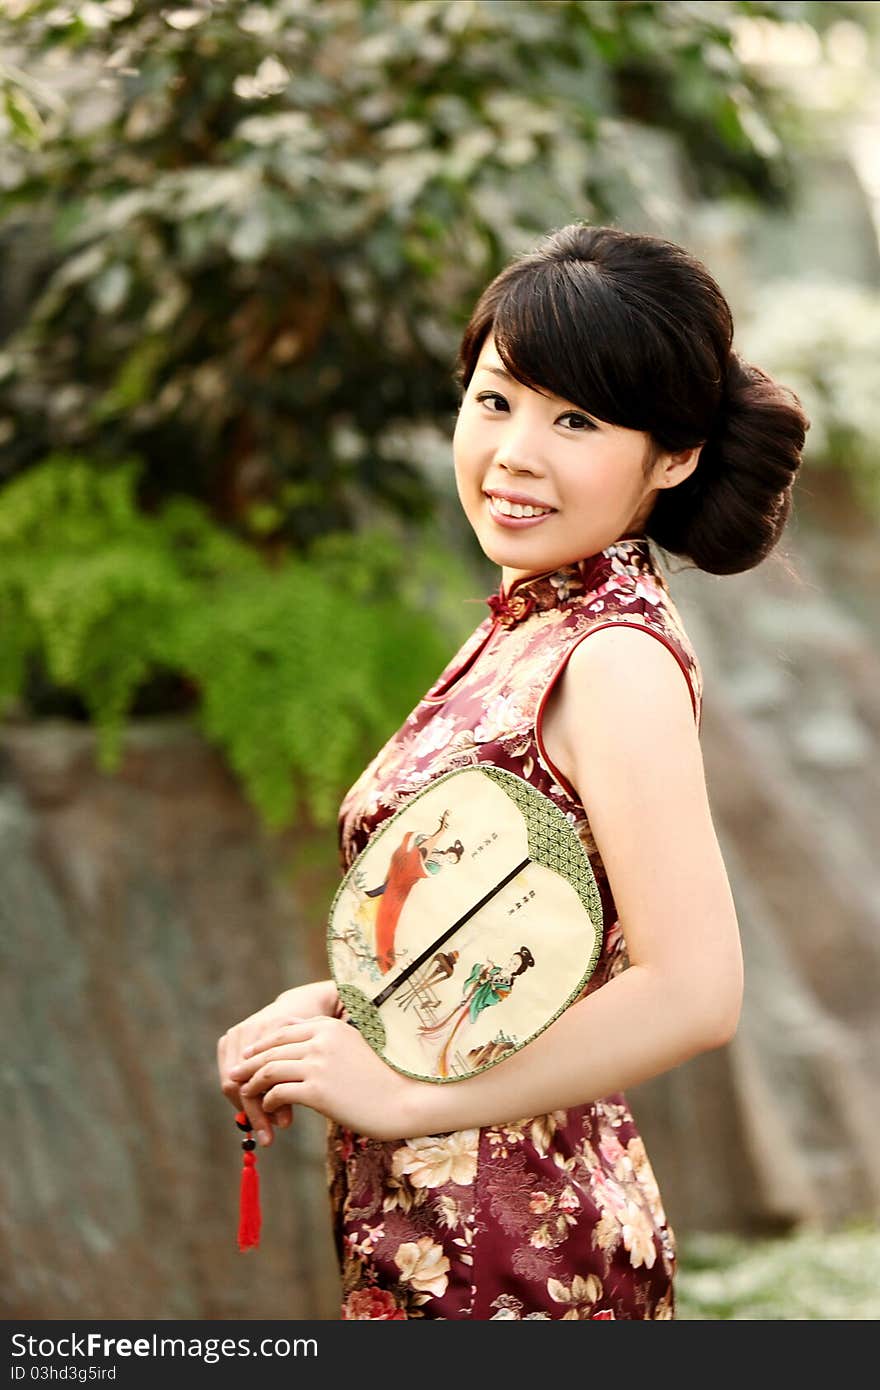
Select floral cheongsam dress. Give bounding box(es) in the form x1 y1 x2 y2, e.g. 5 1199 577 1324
327 535 703 1321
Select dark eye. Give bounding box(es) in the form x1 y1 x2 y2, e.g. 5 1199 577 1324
472 394 597 430
475 391 509 412
474 392 596 431
558 412 595 431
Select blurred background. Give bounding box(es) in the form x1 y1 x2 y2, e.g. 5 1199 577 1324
1 0 879 1321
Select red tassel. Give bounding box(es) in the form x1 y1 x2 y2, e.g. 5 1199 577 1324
238 1149 261 1251
235 1110 262 1252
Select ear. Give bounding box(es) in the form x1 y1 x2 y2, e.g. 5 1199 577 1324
656 443 703 489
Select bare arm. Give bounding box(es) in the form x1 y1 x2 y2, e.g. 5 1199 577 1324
405 625 743 1137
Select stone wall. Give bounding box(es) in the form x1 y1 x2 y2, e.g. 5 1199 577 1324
0 722 340 1318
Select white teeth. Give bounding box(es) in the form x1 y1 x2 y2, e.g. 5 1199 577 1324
490 495 553 518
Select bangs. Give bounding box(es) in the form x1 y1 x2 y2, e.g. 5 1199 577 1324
489 260 656 433
456 223 726 462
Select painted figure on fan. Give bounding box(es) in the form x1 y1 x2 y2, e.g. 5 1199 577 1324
418 946 536 1077
354 808 465 974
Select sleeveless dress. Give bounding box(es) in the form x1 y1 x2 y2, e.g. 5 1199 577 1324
326 535 703 1321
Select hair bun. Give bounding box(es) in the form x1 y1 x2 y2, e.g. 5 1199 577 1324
651 349 809 575
724 348 749 397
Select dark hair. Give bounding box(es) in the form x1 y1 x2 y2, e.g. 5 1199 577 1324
512 947 535 976
454 223 810 576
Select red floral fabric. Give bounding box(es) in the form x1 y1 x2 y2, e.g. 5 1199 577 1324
327 536 703 1320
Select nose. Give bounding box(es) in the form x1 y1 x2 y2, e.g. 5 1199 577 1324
493 419 547 476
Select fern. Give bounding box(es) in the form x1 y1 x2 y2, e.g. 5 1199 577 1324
0 455 466 828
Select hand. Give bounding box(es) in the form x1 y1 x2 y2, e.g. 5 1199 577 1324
228 1015 419 1142
217 980 340 1146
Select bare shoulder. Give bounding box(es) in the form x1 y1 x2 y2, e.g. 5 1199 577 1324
564 622 697 725
543 623 701 796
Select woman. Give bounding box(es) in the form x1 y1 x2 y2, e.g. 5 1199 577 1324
218 223 808 1319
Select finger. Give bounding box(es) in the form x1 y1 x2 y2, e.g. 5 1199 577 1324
221 1079 244 1109
219 1057 244 1108
262 1082 308 1114
239 1092 273 1147
240 1062 305 1098
217 1032 234 1088
240 1058 306 1098
241 1021 312 1057
236 1035 310 1073
221 1021 276 1102
245 1017 309 1048
231 1042 307 1081
219 1063 246 1109
218 1026 250 1108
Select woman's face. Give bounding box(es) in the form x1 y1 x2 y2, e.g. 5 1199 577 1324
453 332 680 590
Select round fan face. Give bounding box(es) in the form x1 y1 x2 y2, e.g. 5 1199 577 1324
327 766 604 1084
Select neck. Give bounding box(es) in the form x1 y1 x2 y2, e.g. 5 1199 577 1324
500 534 647 597
500 563 551 596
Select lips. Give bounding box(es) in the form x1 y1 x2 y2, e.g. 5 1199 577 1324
484 489 557 511
485 495 556 528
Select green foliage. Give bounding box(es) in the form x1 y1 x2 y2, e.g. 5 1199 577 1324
0 0 853 545
0 455 462 827
677 1221 880 1320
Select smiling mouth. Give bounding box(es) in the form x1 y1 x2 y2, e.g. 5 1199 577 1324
485 495 556 519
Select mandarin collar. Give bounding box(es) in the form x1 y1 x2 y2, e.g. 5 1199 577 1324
484 536 653 628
